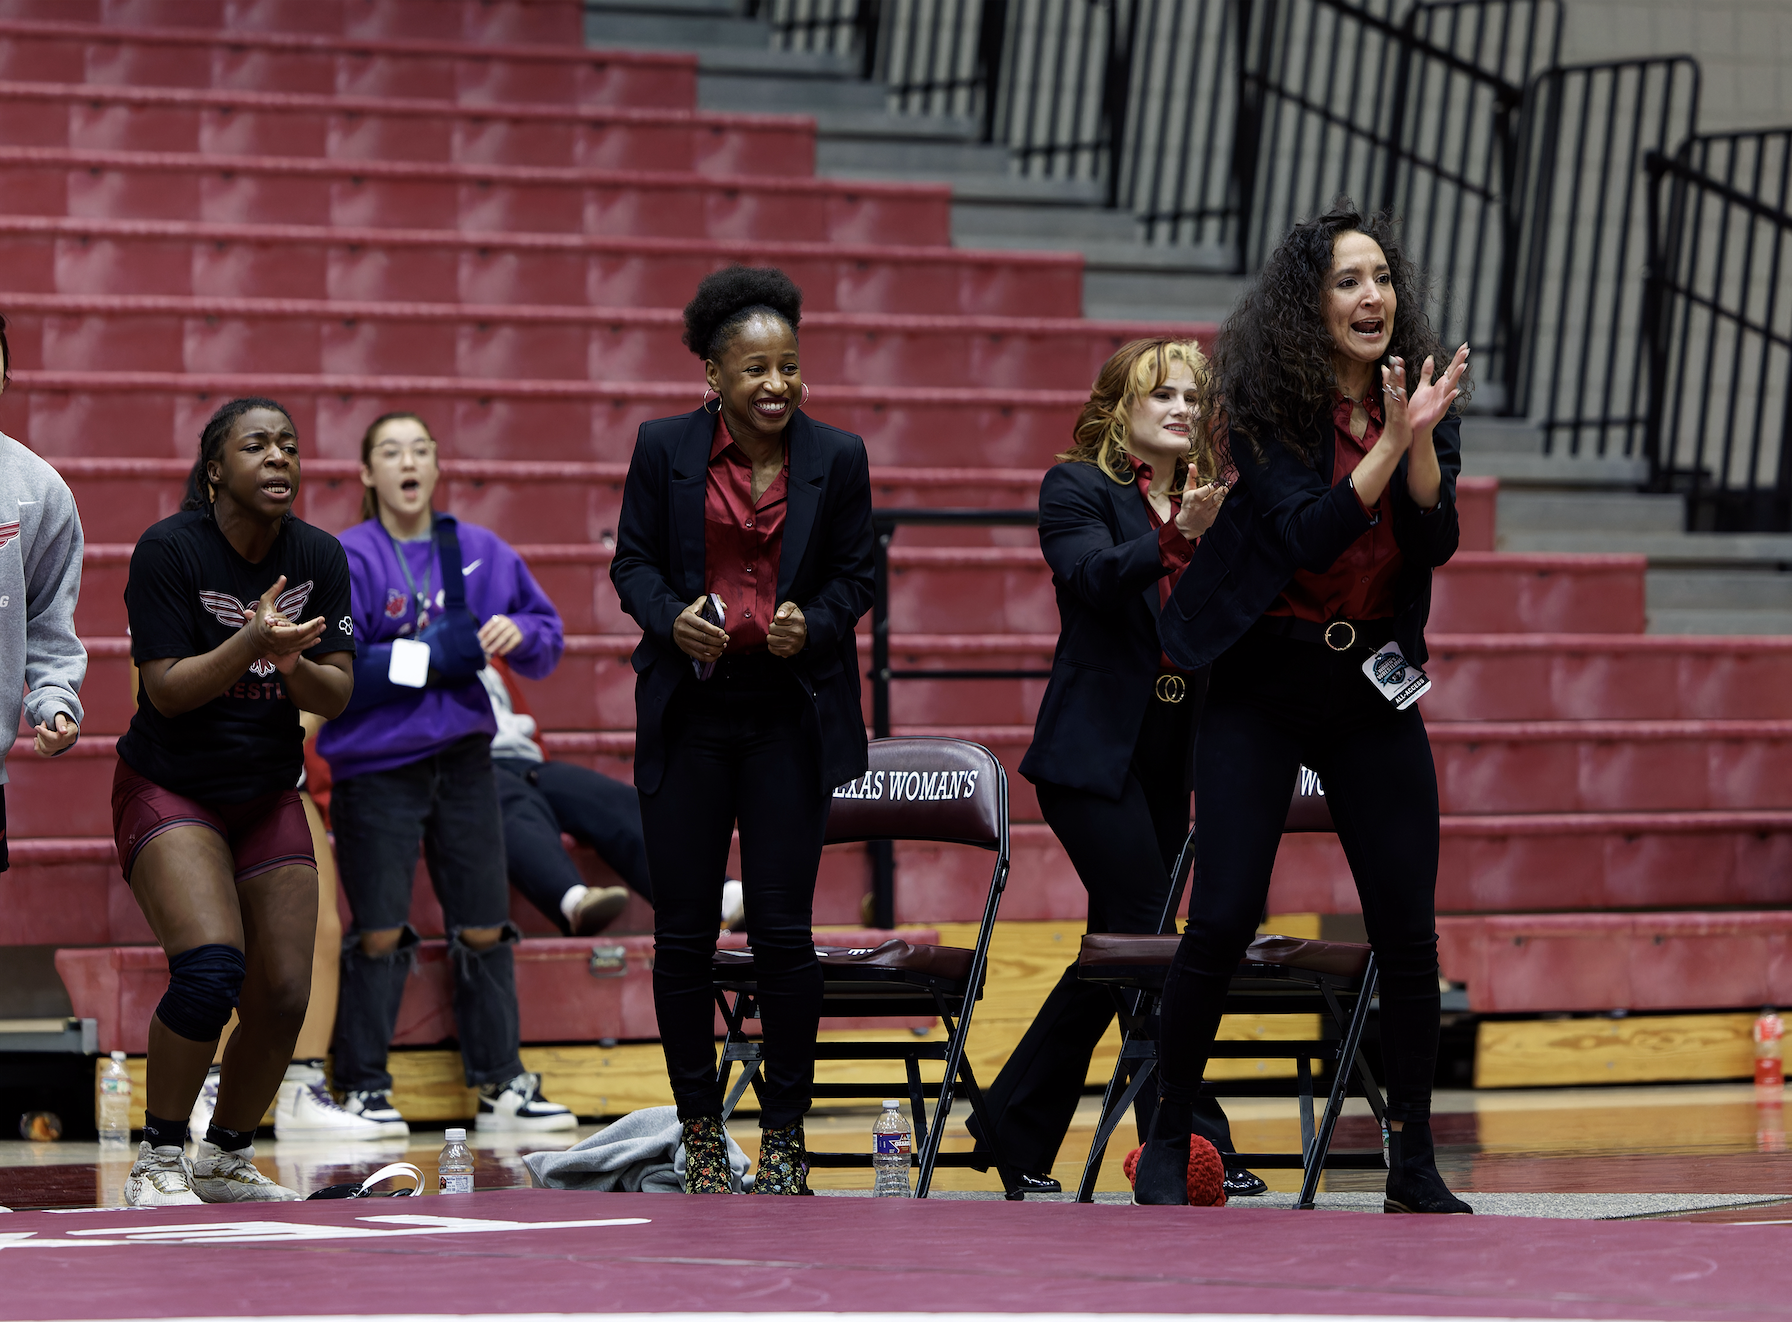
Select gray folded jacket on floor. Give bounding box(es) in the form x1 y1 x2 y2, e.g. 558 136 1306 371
523 1105 751 1193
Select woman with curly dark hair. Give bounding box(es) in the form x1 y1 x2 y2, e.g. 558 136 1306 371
1143 202 1471 1212
611 265 875 1194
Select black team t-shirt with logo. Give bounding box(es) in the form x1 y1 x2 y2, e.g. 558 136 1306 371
119 511 356 804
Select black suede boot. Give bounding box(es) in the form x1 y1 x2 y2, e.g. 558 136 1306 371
1131 1097 1192 1205
1384 1121 1472 1214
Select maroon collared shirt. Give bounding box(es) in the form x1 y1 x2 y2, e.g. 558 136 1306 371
1266 392 1404 623
704 414 787 653
1132 456 1193 670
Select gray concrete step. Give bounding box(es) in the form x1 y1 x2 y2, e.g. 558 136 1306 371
1497 529 1792 564
1496 490 1687 534
580 11 1310 322
1646 608 1792 635
586 0 771 51
1462 453 1652 484
1458 417 1653 486
1648 568 1792 611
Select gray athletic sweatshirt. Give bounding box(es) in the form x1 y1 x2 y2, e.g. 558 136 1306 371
0 430 86 784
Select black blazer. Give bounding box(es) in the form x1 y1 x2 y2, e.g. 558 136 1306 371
1158 411 1462 671
610 406 876 795
1019 460 1195 799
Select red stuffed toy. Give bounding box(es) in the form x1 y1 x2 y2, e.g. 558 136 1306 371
1123 1134 1228 1206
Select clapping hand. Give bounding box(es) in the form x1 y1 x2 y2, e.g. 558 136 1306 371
250 576 325 674
1382 343 1469 442
1173 481 1228 541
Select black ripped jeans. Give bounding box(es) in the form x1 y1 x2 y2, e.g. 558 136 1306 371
638 658 830 1128
1158 625 1443 1125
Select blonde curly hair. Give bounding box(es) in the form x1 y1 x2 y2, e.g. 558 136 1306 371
1058 338 1214 487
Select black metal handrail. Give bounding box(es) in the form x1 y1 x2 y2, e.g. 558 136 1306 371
1641 132 1792 532
865 507 1044 927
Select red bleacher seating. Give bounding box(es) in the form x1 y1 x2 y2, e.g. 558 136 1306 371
2 3 1786 1044
0 145 953 243
0 216 1085 316
0 294 1213 389
0 13 684 107
0 81 817 175
0 3 588 45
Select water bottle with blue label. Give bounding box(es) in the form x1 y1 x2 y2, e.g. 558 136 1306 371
872 1099 912 1197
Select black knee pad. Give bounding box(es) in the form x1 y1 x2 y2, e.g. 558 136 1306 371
156 943 246 1043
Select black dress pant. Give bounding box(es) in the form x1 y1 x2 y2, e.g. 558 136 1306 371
1159 626 1443 1124
972 686 1238 1172
637 657 830 1128
495 757 654 933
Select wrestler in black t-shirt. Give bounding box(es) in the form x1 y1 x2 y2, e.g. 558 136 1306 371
120 511 354 803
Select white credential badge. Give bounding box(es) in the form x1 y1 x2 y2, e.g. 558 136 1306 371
1362 639 1431 709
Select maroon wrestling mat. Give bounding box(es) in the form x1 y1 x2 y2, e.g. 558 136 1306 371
0 1188 1785 1322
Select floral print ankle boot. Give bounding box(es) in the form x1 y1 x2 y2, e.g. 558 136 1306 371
680 1115 734 1194
750 1118 810 1194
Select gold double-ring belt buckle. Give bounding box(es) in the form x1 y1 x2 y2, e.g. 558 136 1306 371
1155 673 1186 704
1322 620 1357 652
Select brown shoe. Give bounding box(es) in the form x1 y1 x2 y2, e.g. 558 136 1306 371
569 885 630 936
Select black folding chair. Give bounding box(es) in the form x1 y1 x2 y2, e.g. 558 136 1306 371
1073 766 1387 1208
712 736 1015 1197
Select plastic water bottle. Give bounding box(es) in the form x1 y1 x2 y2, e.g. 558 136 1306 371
872 1099 912 1197
96 1051 131 1149
437 1127 474 1194
1754 1009 1784 1096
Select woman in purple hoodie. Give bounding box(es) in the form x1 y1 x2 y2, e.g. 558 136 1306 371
317 412 576 1136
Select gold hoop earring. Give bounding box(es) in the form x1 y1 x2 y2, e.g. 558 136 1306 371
701 385 721 416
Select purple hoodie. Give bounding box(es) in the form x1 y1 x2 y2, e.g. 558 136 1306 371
317 516 563 782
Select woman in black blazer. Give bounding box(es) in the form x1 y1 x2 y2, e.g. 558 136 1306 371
611 266 875 1195
1142 203 1472 1212
968 338 1264 1197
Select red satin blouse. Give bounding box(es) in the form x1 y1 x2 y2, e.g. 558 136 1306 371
704 414 788 653
1266 392 1404 623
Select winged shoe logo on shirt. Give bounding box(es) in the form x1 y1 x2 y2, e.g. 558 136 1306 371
198 581 315 679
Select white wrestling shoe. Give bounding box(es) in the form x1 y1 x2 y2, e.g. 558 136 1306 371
476 1071 577 1132
189 1141 301 1202
340 1090 411 1139
274 1063 393 1141
124 1142 203 1207
188 1064 220 1143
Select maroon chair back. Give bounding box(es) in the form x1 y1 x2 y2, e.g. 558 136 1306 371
825 737 1006 850
1284 765 1335 833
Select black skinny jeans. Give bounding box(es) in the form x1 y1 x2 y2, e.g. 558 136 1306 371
971 693 1195 1172
1159 626 1443 1125
495 757 654 932
637 657 830 1128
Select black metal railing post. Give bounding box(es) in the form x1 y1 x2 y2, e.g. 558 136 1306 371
855 0 884 82
864 508 1044 930
976 0 1010 142
1100 0 1139 209
869 517 895 928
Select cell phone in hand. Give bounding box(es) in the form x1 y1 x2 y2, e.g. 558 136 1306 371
693 593 726 680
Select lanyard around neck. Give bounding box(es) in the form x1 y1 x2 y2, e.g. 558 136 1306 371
384 524 434 623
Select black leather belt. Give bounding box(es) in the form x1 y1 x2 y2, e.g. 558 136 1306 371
1250 615 1398 657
